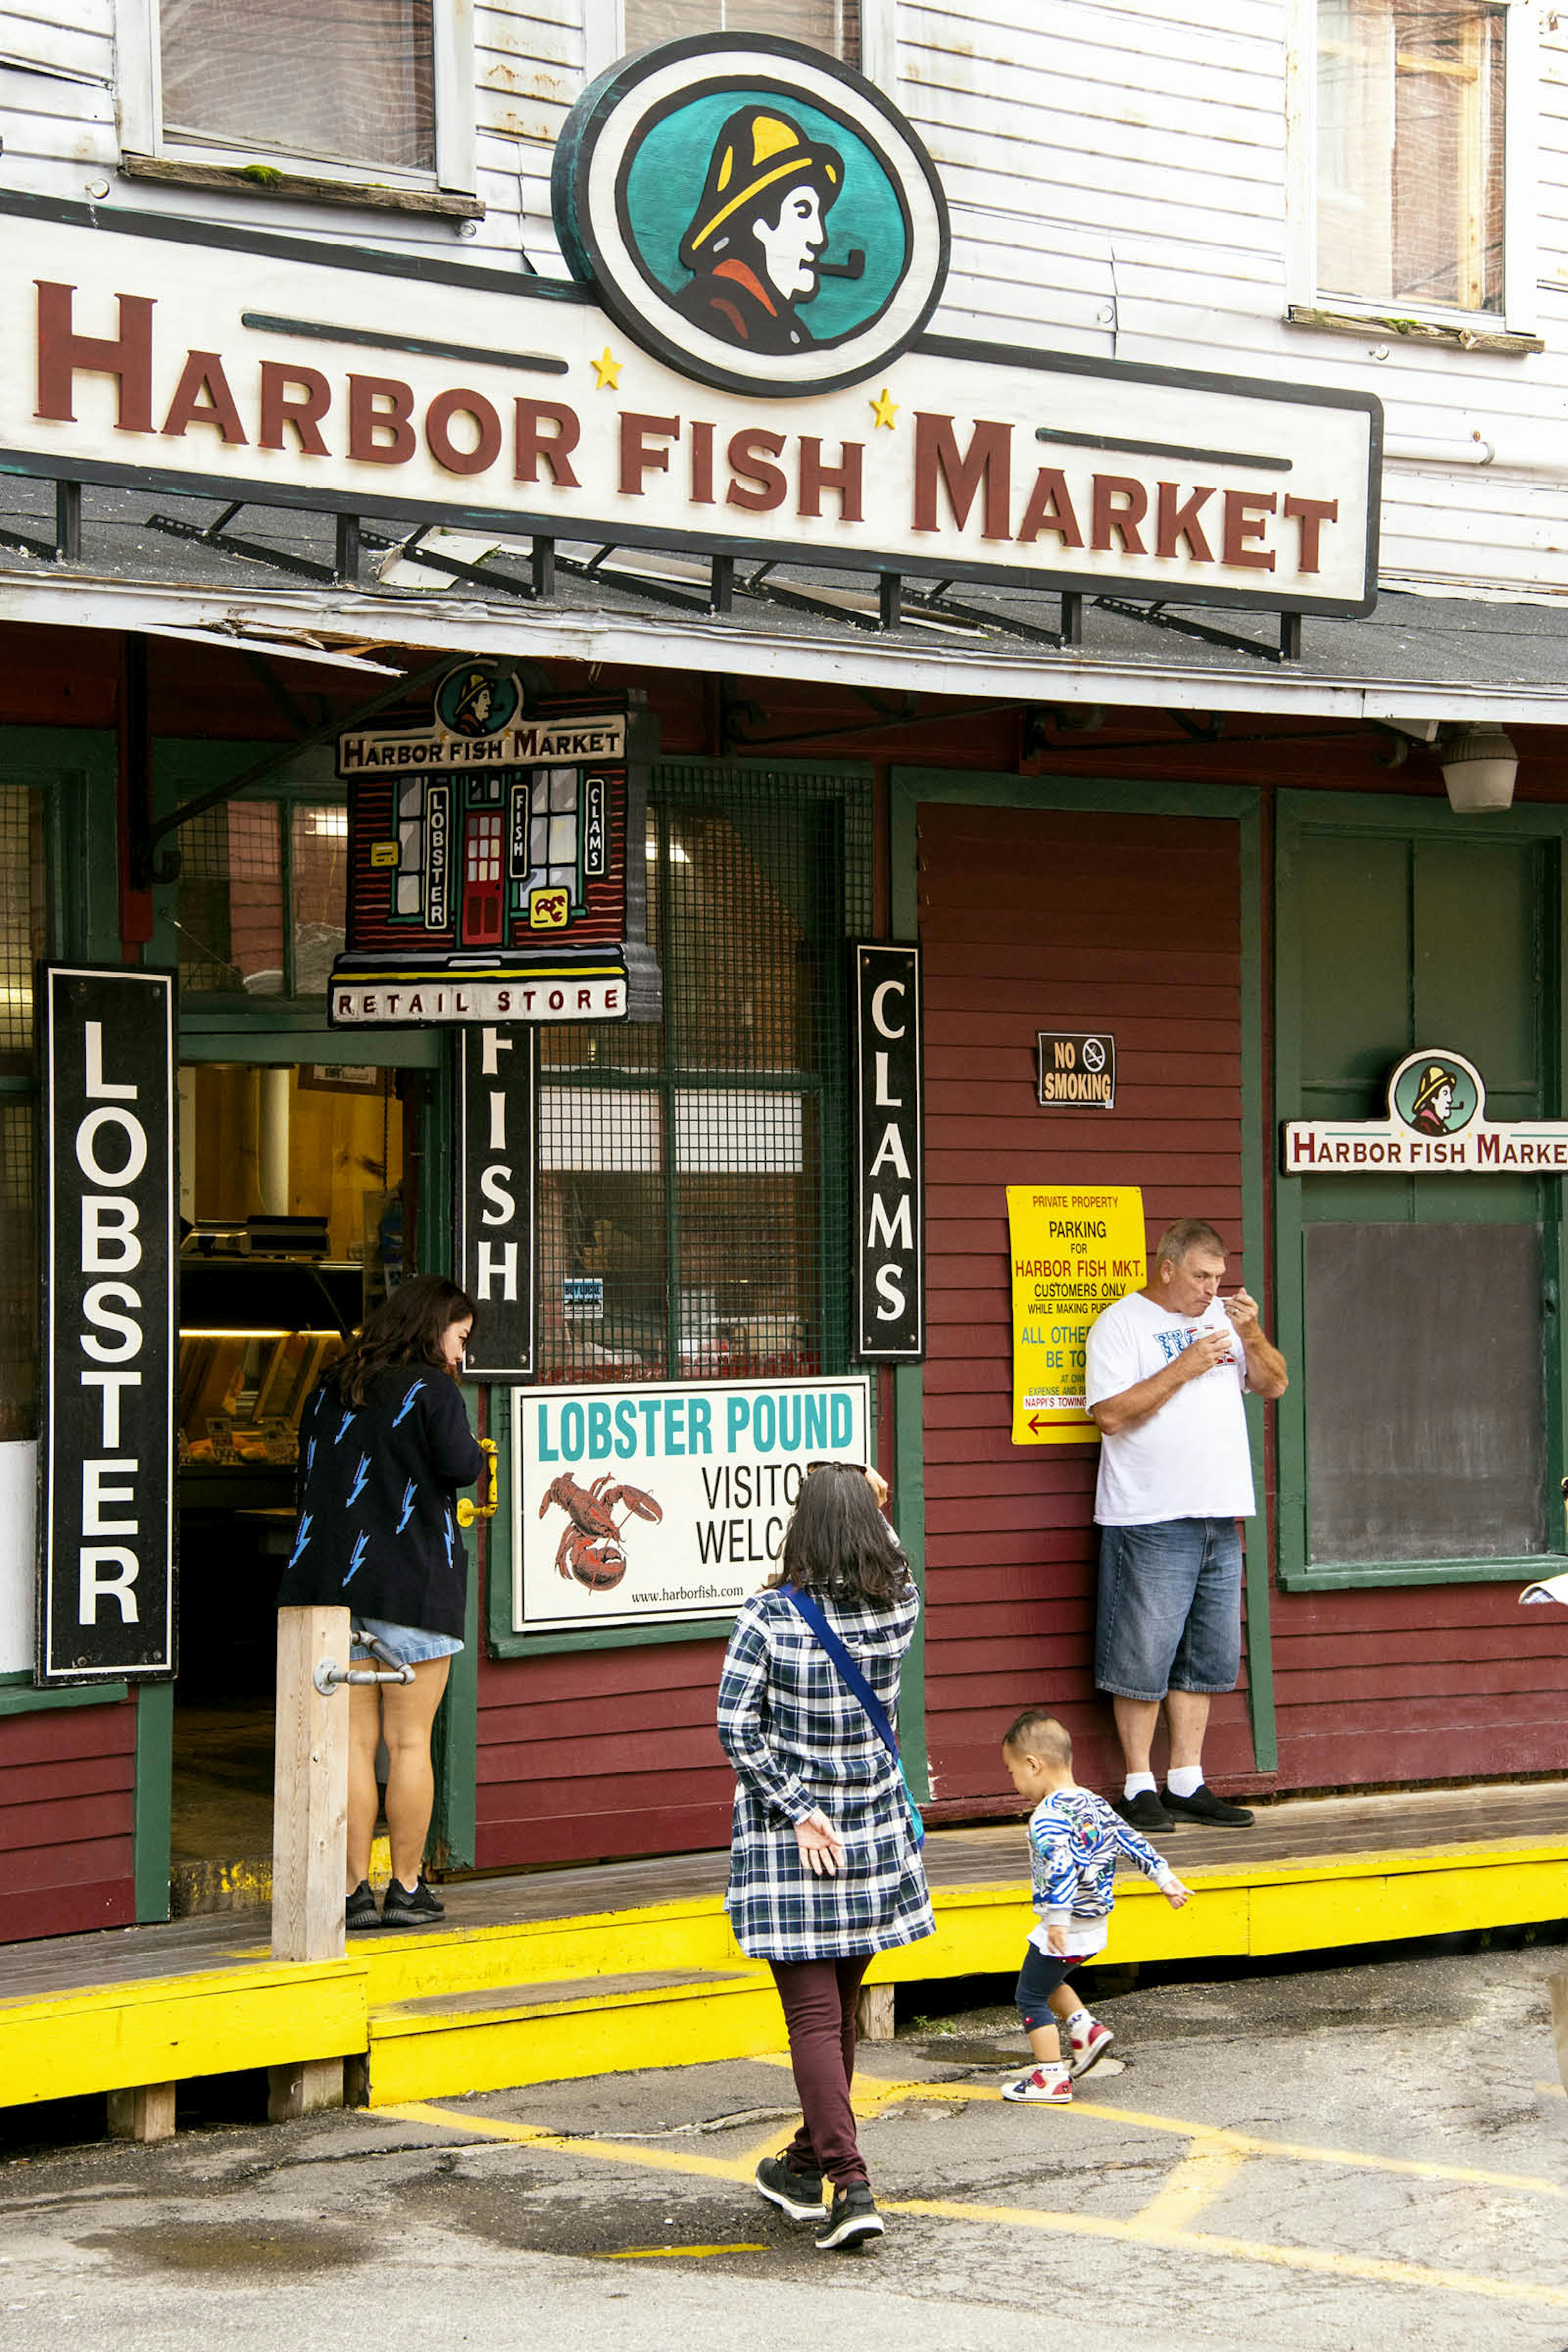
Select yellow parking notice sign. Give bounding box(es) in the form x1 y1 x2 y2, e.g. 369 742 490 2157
1008 1185 1145 1445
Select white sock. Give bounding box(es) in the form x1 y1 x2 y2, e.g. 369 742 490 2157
1035 2059 1069 2078
1124 1771 1157 1799
1065 2007 1093 2036
1167 1766 1204 1799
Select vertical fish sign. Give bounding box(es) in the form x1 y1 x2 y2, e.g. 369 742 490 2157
456 1025 537 1378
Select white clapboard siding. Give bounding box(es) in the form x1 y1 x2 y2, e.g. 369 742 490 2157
0 4 113 85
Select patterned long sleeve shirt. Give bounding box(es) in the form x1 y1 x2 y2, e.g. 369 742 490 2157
1028 1786 1177 1935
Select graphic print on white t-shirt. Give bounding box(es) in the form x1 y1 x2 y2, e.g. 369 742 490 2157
1084 1291 1255 1526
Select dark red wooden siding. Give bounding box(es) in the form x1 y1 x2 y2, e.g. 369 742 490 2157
0 1697 136 1937
918 800 1251 1803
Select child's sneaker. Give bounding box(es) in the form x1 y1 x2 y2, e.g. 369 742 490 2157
1068 2018 1116 2078
1002 2065 1072 2104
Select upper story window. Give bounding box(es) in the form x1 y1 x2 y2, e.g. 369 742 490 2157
119 0 475 201
1316 0 1506 314
158 0 436 175
624 0 860 69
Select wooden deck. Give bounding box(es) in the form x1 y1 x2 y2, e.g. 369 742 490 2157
0 1780 1563 2116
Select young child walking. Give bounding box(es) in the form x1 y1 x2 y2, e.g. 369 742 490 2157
1000 1707 1190 2104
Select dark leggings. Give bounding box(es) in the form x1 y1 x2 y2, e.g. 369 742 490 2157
769 1954 873 2188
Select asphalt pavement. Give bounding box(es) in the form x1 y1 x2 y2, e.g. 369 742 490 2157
0 1939 1565 2352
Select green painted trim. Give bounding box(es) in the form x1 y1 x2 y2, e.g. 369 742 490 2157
433 1379 481 1871
889 765 1275 1776
133 1678 174 1922
1277 1557 1550 1591
178 1022 442 1066
491 1620 738 1658
0 1678 127 1713
893 1361 929 1801
1274 789 1568 1590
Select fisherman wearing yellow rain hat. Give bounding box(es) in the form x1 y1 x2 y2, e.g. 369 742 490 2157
673 107 844 352
1408 1061 1460 1136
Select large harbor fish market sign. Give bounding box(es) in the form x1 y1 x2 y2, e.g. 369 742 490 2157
0 36 1379 617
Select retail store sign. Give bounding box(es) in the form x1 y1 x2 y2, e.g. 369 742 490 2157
853 942 923 1360
38 966 176 1682
512 1374 871 1634
328 663 660 1027
1283 1050 1568 1172
1037 1031 1116 1110
456 1027 537 1379
1007 1184 1145 1446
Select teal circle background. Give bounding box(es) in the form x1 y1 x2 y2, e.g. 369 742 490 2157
434 663 519 735
621 87 909 344
1393 1058 1479 1132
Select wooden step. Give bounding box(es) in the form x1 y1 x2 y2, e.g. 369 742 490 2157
364 1965 782 2107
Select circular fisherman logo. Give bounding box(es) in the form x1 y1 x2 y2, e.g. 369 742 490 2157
1388 1049 1483 1138
552 33 950 397
434 662 520 739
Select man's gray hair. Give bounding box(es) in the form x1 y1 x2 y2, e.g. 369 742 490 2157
1154 1217 1227 1268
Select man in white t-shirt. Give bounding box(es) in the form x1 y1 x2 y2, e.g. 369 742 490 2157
1084 1218 1288 1834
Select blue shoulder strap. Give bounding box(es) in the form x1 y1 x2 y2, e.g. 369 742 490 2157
779 1583 899 1754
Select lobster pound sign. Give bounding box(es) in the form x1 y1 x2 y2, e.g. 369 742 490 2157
539 1471 663 1591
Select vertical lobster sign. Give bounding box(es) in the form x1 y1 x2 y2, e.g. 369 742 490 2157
327 661 661 1029
853 942 924 1361
456 1025 537 1379
38 965 176 1682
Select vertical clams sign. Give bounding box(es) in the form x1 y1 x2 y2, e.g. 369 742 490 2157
39 967 176 1681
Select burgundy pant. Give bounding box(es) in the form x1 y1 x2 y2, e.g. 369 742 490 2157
769 1955 872 2187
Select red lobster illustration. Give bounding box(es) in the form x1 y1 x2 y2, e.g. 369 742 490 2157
539 1472 663 1592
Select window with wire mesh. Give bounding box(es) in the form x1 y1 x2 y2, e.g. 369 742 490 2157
175 798 347 998
536 764 871 1385
0 787 45 1073
0 784 45 1438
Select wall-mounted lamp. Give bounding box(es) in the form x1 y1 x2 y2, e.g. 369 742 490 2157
1440 722 1518 813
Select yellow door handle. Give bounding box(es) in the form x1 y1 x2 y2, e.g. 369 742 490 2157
457 1437 499 1527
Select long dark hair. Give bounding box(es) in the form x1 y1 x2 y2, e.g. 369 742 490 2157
775 1465 912 1608
326 1273 477 1406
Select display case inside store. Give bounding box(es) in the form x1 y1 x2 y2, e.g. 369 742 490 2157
177 1250 356 1511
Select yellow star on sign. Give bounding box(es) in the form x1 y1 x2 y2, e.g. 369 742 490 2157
870 385 899 429
591 346 623 390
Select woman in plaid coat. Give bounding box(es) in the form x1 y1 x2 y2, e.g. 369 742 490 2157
717 1462 933 2252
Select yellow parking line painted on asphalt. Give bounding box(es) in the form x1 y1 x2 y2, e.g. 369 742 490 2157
1127 2138 1251 2231
850 2073 1568 2201
603 2244 767 2259
381 2101 760 2183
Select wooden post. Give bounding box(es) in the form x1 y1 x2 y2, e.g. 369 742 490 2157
107 2083 177 2143
267 2058 346 2123
1551 1975 1568 2095
856 1982 896 2042
272 1605 350 1964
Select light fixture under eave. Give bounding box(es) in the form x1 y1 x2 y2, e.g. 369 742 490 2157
1440 722 1518 812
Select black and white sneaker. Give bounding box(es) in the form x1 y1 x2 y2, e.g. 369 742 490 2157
1160 1784 1254 1827
815 2183 884 2252
380 1876 446 1928
755 2153 825 2222
345 1880 380 1933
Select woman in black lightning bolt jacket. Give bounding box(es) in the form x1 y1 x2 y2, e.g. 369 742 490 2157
279 1273 482 1931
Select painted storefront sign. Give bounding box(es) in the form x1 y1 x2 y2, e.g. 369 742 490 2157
38 967 176 1682
1284 1050 1568 1172
853 942 923 1359
1007 1184 1145 1446
0 33 1380 619
329 663 659 1026
512 1374 870 1633
1036 1030 1116 1109
456 1025 537 1377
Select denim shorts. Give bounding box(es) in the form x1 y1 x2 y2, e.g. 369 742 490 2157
1094 1519 1243 1703
1015 1942 1076 2030
350 1617 463 1666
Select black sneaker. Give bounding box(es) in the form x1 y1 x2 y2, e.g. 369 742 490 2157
755 2153 825 2222
1112 1788 1174 1832
380 1875 446 1928
815 2183 884 2252
345 1880 380 1933
1161 1783 1254 1827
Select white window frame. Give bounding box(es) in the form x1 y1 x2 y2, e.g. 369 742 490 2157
115 0 477 196
583 0 893 88
1285 0 1537 334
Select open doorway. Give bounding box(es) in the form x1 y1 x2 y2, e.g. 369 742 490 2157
172 1060 410 1905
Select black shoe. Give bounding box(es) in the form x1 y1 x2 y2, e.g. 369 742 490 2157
1161 1783 1254 1827
380 1875 446 1928
1113 1789 1174 1832
755 2153 825 2222
815 2183 884 2252
345 1880 380 1933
